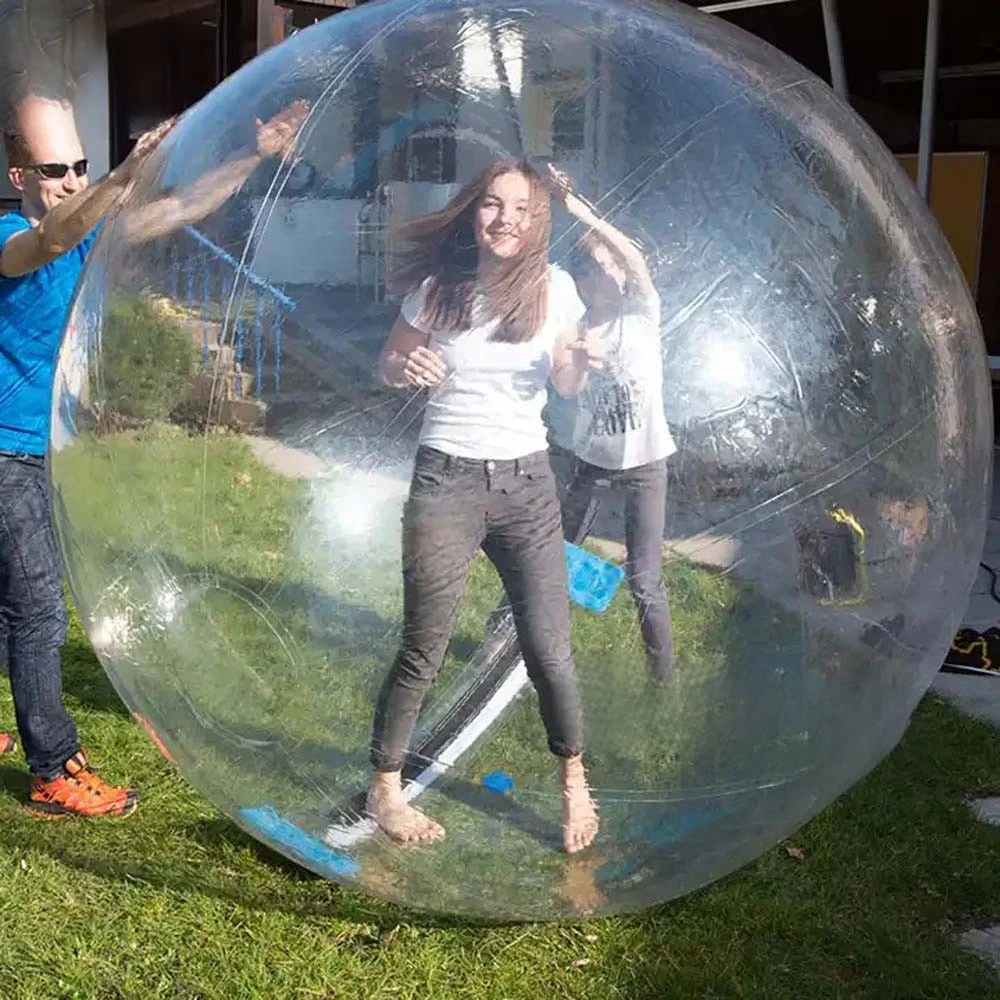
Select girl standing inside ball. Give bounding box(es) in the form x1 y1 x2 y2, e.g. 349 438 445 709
549 167 677 684
368 159 603 853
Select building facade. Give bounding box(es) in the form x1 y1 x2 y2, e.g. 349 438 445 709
1 0 997 352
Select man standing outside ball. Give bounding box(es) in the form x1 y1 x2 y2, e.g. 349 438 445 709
0 95 305 817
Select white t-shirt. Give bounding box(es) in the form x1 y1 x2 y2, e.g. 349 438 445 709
401 266 585 460
568 294 676 471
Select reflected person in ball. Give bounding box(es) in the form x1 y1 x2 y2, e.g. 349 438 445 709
548 166 678 684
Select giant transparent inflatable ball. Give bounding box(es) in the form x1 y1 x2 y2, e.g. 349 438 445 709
54 0 990 919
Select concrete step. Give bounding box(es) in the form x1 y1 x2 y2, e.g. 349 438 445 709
970 798 1000 826
960 926 1000 976
930 673 1000 728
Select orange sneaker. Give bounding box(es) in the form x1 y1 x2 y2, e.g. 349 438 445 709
0 733 16 756
28 750 138 819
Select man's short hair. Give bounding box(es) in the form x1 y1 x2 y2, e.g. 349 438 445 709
2 131 30 168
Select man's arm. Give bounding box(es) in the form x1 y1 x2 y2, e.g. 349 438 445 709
0 119 175 278
120 153 262 245
120 100 308 246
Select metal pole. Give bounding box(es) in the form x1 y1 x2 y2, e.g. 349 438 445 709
819 0 848 101
916 0 941 202
698 0 798 12
488 12 523 155
217 0 244 82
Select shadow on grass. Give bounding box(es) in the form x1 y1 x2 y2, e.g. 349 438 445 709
0 762 31 799
59 547 493 719
0 699 559 926
0 756 476 928
61 629 132 717
35 525 886 929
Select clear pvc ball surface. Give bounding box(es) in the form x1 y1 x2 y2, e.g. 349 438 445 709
53 0 991 920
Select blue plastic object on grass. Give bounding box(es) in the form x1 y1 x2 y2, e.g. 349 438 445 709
481 770 515 794
239 806 361 878
565 541 625 613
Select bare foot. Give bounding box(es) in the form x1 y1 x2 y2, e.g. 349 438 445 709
366 774 445 845
561 756 598 854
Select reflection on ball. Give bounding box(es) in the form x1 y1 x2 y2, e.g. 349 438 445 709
53 0 990 920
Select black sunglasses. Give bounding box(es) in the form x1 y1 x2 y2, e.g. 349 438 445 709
25 159 88 180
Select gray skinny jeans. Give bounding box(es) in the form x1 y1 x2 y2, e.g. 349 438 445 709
558 450 675 682
370 446 585 772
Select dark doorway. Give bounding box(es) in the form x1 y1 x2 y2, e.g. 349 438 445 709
107 2 218 163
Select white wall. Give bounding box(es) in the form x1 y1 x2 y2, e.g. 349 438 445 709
0 7 109 208
244 24 613 290
249 196 363 286
75 27 110 180
248 181 463 287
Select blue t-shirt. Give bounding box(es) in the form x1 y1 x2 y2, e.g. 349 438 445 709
0 212 97 455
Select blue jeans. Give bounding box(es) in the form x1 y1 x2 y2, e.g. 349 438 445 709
0 453 79 778
371 446 584 772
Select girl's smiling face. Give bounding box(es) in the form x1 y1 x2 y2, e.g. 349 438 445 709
475 170 536 260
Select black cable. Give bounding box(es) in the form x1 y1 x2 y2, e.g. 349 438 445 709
979 562 1000 604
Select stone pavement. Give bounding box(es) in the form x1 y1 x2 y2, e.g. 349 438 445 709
244 435 328 480
970 798 1000 825
961 927 1000 977
928 446 1000 979
951 458 1000 632
932 672 1000 727
930 446 1000 722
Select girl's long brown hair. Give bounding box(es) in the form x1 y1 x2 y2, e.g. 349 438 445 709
390 159 552 343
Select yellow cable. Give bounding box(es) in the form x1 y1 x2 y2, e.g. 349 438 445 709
817 506 870 606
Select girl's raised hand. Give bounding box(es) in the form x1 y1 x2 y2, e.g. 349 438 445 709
403 345 448 388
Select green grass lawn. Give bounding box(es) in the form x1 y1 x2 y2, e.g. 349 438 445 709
0 426 993 996
0 631 997 999
47 429 892 917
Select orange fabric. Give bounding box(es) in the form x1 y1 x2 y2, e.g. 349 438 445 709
132 713 175 763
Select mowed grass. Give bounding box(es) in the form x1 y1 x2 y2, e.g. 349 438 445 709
46 428 858 920
0 632 998 998
0 428 994 996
